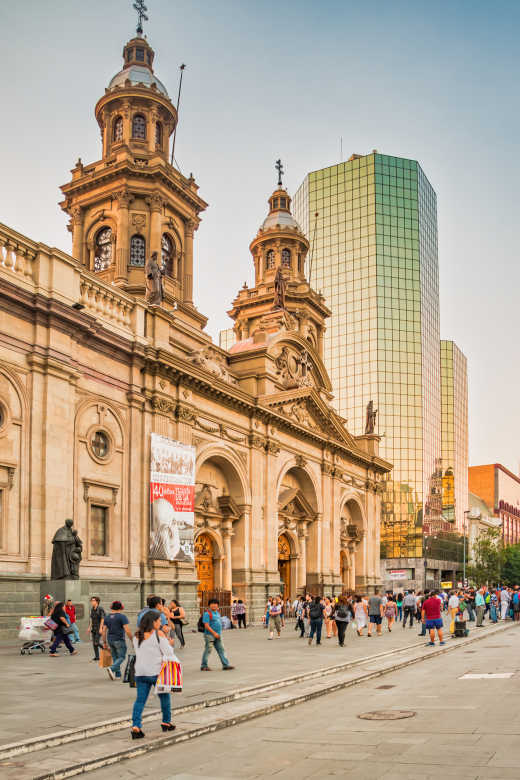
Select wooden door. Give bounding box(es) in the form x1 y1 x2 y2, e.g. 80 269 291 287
195 533 214 597
278 534 291 600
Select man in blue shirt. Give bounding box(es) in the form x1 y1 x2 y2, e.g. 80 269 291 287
201 599 235 671
137 595 169 628
102 600 132 680
475 588 485 626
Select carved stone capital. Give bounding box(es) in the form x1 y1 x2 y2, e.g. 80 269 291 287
265 439 280 456
248 433 266 450
150 395 175 414
295 454 307 468
150 193 163 213
116 189 133 209
185 218 198 238
321 461 334 475
176 403 196 424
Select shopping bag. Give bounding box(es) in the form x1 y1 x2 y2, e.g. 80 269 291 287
123 655 136 687
155 660 182 694
43 617 58 631
98 647 113 668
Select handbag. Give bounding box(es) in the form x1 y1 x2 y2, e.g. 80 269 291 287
98 647 113 668
43 617 58 631
62 625 74 635
123 655 136 687
156 659 183 693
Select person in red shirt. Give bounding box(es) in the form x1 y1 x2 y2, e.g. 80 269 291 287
421 590 446 646
65 598 80 644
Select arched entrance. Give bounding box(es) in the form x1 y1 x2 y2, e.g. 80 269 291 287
278 534 291 599
195 533 215 598
277 464 318 594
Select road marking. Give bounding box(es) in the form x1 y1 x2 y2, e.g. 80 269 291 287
459 672 514 679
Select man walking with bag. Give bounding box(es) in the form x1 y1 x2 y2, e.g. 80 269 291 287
88 596 105 662
102 600 133 680
200 599 235 671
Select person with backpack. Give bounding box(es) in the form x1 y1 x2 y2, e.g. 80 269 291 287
200 599 235 671
308 596 324 645
295 596 306 638
334 595 352 646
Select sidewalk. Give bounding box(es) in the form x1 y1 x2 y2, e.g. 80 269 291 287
0 616 506 747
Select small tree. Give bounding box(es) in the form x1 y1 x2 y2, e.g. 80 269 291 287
466 527 504 586
502 543 520 586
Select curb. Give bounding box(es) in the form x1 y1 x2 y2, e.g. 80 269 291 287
29 621 518 780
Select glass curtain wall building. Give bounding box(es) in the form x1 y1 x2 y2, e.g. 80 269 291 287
440 340 468 533
294 153 441 562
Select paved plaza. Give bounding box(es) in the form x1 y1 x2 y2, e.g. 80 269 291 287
0 617 518 779
86 626 520 780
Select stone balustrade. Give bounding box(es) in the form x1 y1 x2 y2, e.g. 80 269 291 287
0 228 37 283
79 275 133 329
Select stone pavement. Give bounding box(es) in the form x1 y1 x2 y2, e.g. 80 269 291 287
84 626 520 780
1 618 435 746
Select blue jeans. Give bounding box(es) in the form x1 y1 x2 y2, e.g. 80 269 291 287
309 618 323 643
466 604 475 621
109 639 127 677
201 634 230 668
69 622 80 642
50 629 75 654
397 605 403 620
132 676 171 728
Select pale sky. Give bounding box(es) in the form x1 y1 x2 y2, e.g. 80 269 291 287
1 0 519 473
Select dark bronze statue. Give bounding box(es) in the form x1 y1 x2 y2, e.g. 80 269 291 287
51 518 82 580
365 400 378 435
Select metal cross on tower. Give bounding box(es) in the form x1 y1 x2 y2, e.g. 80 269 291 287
133 0 149 35
275 159 284 188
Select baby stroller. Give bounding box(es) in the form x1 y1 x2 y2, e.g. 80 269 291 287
454 610 469 638
19 616 49 654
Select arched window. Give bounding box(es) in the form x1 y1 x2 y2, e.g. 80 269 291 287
132 114 146 139
155 122 163 147
94 227 112 271
130 234 146 266
162 233 175 276
282 249 291 268
266 249 275 269
113 116 123 142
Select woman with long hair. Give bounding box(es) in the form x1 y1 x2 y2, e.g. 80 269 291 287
169 599 186 648
131 611 176 739
353 594 368 637
385 595 397 631
48 601 78 657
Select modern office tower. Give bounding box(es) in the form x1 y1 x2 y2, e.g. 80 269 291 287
294 152 443 580
219 327 235 351
440 340 468 533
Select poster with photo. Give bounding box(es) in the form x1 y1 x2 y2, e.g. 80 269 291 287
149 433 196 563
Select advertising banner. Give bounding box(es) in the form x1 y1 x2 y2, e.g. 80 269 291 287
388 569 408 580
149 433 195 562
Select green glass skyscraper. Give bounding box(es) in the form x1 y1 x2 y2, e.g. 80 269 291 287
294 152 442 565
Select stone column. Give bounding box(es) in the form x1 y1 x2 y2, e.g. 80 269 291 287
222 524 234 591
115 190 131 284
297 522 308 592
149 194 163 259
71 207 84 265
348 542 356 591
183 219 196 305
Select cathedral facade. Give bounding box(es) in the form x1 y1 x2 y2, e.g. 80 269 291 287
0 32 390 633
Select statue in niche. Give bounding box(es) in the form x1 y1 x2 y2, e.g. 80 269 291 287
145 251 165 306
365 400 378 434
51 518 82 580
273 266 286 310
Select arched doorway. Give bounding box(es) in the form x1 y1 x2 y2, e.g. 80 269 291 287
195 533 214 598
278 534 291 599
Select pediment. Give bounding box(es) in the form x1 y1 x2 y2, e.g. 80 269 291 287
278 487 316 518
259 387 357 449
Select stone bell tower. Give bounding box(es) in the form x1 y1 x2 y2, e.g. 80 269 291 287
59 20 207 326
228 162 330 359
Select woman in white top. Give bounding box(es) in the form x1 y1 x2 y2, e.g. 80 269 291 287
131 611 177 739
353 595 368 636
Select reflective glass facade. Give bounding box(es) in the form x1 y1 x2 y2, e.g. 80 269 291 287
219 327 236 351
294 153 441 558
440 340 468 532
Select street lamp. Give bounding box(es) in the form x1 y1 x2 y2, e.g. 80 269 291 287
463 510 470 586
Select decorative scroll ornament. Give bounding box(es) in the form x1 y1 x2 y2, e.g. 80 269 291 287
274 345 314 389
189 347 238 385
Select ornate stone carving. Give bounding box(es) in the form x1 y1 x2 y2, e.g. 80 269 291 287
115 189 132 208
265 439 280 456
189 347 238 385
195 417 220 434
248 433 266 450
150 395 175 414
220 426 247 444
321 461 334 475
176 403 196 424
273 345 314 389
295 454 307 468
282 400 316 430
149 193 163 213
132 213 147 231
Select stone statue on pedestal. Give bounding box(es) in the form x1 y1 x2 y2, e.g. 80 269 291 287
51 518 83 580
145 251 165 306
364 400 378 435
273 266 286 310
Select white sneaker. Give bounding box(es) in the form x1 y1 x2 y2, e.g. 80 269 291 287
107 668 116 680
